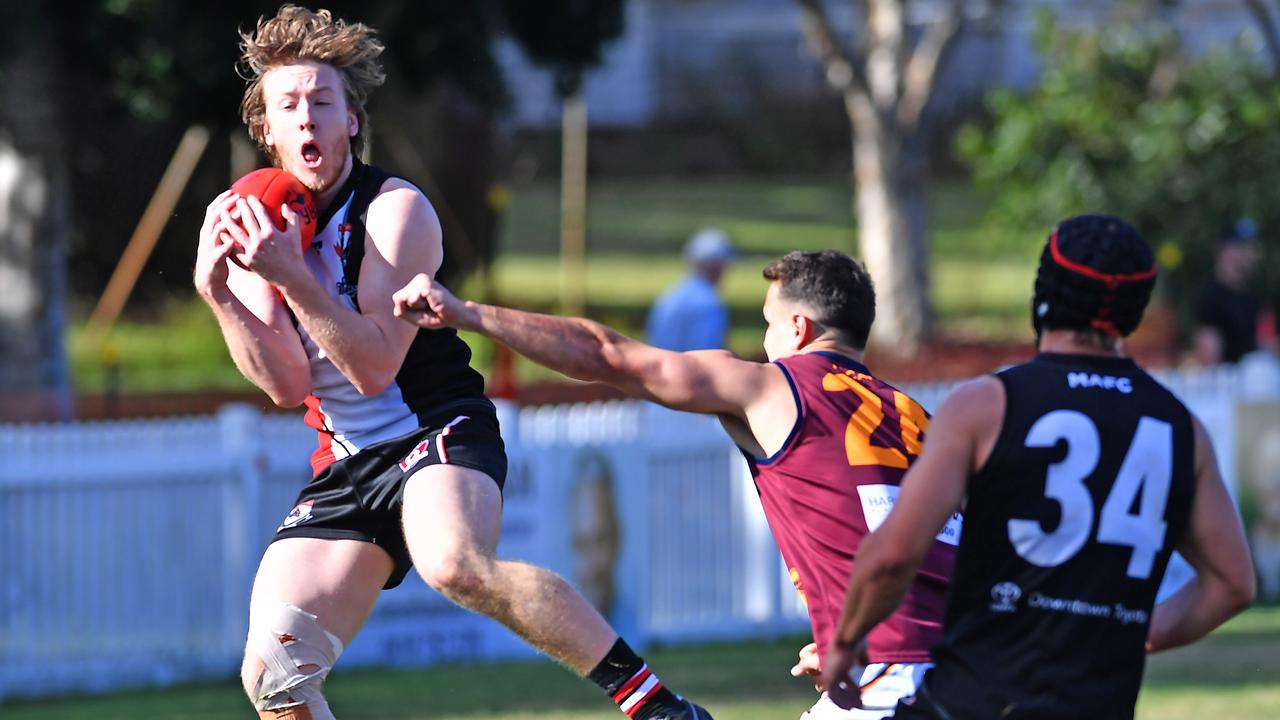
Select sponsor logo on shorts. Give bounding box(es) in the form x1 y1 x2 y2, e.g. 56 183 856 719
399 439 432 472
279 499 315 531
990 581 1022 612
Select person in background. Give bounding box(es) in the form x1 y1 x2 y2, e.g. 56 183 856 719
1192 217 1274 365
646 228 736 352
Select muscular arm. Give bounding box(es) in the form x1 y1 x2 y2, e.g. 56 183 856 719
212 267 312 406
470 302 767 416
195 190 310 407
1146 415 1255 652
257 181 437 396
392 275 790 435
820 377 1004 704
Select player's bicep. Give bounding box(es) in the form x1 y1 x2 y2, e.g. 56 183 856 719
636 349 770 417
359 184 440 345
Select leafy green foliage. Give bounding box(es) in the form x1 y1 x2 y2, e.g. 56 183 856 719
33 1 616 127
64 176 1029 394
958 9 1280 317
0 1 631 309
499 0 626 96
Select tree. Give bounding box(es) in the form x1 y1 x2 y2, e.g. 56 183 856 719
0 1 628 414
957 9 1280 328
500 0 626 99
795 0 971 355
500 0 627 316
1245 0 1280 72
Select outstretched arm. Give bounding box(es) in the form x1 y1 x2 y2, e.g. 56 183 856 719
392 273 775 418
820 377 1002 708
1146 416 1255 652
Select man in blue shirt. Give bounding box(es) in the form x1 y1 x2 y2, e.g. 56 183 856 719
646 228 736 351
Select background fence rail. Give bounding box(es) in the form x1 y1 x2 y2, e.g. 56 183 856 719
1 359 1276 702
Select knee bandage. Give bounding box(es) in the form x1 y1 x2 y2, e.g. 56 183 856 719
249 601 345 720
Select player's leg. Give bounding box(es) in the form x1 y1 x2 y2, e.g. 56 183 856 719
403 462 613 666
402 463 712 719
241 536 393 720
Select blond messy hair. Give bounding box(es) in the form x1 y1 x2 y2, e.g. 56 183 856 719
238 5 386 163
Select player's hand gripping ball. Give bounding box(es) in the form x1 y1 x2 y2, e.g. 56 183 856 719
227 167 317 258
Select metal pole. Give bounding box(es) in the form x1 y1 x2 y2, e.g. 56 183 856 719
559 93 588 317
84 124 211 343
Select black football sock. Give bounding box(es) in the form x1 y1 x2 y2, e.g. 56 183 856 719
588 638 686 719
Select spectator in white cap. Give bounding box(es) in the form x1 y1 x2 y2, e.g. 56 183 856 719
646 228 737 352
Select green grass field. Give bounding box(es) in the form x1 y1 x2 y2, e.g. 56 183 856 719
70 176 1034 392
5 606 1277 719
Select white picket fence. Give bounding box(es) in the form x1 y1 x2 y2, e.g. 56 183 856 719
0 359 1275 703
0 400 808 703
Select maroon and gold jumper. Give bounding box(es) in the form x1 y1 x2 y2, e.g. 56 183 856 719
746 351 957 663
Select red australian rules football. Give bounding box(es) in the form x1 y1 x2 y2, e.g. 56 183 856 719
229 167 317 251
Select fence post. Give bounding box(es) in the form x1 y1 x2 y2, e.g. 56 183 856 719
731 449 781 628
218 403 265 654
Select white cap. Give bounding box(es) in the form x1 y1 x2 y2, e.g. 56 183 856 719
684 228 736 265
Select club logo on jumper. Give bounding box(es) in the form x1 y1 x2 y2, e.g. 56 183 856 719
279 499 315 531
287 192 315 226
333 223 351 257
990 581 1022 613
399 439 432 472
1067 372 1133 394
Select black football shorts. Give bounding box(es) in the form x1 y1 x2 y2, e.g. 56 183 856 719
271 399 508 589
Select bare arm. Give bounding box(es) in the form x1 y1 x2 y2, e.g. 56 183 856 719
392 274 778 419
1146 415 1255 652
229 181 435 396
820 377 1003 707
194 190 310 407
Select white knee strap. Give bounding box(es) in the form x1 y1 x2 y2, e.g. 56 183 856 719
249 601 345 719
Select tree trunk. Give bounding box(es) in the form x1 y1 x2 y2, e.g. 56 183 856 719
847 92 930 356
0 32 71 421
795 0 965 357
559 91 588 318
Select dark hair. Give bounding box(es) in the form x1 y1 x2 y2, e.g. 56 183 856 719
762 250 876 349
1032 214 1156 338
